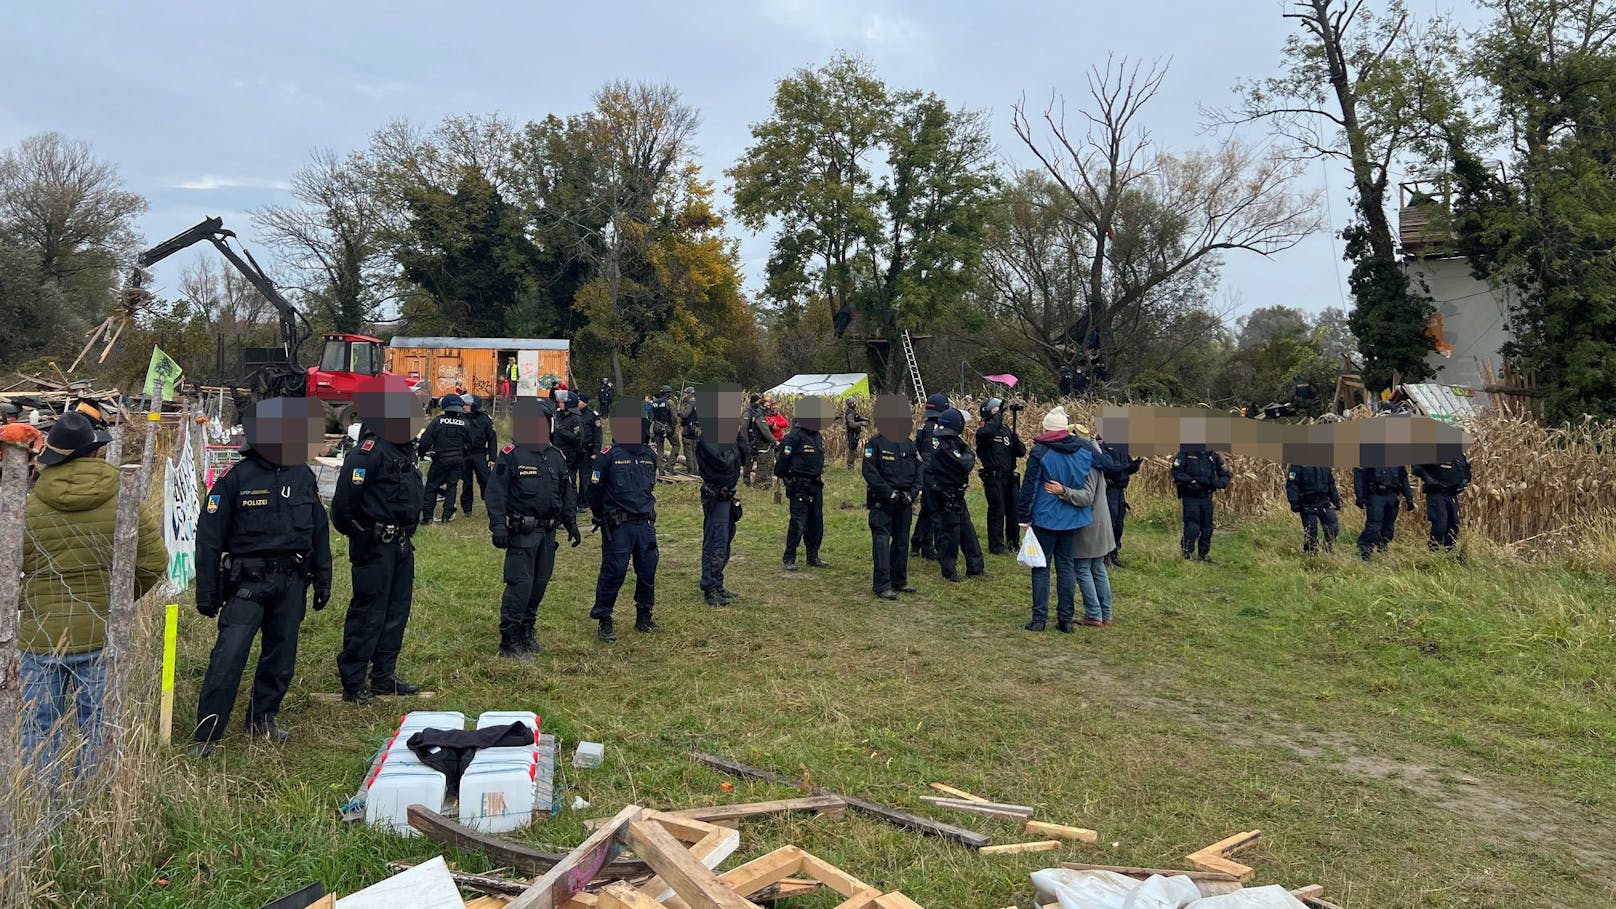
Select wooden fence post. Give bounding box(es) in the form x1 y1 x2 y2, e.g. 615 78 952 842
101 465 144 763
0 445 32 907
138 416 158 490
105 422 124 465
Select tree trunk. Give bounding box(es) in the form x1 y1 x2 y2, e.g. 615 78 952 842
101 465 145 767
1313 0 1396 261
0 445 30 905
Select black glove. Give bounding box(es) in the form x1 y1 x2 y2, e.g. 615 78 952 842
1404 499 1416 513
1290 503 1301 513
567 523 582 547
313 588 330 611
1354 499 1365 510
197 597 221 619
492 527 509 549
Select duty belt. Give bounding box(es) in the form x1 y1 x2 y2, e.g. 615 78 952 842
375 523 407 543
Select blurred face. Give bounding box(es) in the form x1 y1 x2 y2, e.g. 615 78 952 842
699 385 743 440
795 397 831 431
355 375 425 445
512 399 553 446
610 400 643 444
873 395 912 440
244 397 322 466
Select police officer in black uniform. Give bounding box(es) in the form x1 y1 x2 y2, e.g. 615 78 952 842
418 394 473 524
742 395 775 488
487 398 580 660
649 385 677 471
678 386 700 471
554 394 586 483
333 377 425 704
1097 436 1142 566
1171 447 1232 561
460 394 498 517
1353 463 1415 560
587 402 662 642
843 398 870 469
909 393 950 559
694 388 744 605
597 377 615 415
1285 464 1342 553
863 396 921 600
775 399 830 572
1413 453 1471 550
576 395 602 491
975 398 1026 555
927 408 986 582
190 397 332 756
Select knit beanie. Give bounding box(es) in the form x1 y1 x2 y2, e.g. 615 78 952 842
1042 407 1069 433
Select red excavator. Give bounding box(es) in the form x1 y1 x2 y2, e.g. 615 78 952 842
137 216 423 431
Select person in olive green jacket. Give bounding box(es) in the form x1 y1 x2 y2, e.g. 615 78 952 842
20 413 165 778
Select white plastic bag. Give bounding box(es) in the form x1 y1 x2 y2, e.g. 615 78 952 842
1018 526 1047 568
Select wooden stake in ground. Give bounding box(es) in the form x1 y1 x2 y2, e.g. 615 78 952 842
0 445 32 909
101 464 145 764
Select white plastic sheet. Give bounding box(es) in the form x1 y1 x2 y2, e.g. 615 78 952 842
1030 870 1309 909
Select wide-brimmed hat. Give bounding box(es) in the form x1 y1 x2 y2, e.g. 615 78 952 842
39 412 112 466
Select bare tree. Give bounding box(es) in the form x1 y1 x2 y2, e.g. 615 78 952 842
0 132 146 283
254 149 394 331
177 256 274 335
1011 56 1320 377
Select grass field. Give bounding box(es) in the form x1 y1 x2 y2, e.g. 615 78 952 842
40 463 1616 908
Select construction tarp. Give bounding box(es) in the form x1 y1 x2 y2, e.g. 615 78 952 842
764 373 870 399
1395 382 1489 422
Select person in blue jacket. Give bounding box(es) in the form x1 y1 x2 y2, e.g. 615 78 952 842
1016 406 1094 633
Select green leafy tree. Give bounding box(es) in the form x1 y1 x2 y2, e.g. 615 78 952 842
1450 0 1616 421
731 53 1000 391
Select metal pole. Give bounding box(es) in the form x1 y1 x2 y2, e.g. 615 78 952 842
101 465 143 764
0 445 31 903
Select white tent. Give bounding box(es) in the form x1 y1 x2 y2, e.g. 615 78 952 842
763 373 870 398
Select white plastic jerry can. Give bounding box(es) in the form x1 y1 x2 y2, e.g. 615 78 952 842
365 766 449 836
458 759 539 833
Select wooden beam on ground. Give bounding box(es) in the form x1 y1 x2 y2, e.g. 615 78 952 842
664 795 847 825
871 894 925 909
828 892 883 909
622 818 759 909
596 883 664 909
1058 862 1239 883
928 783 989 803
796 852 874 898
407 805 651 880
979 840 1062 856
1024 820 1099 843
636 810 741 904
1185 830 1261 882
918 797 1033 820
464 899 510 909
689 751 991 849
506 805 644 909
715 846 804 898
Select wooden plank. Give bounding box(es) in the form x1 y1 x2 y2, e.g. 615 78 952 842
464 899 510 909
918 797 1033 820
408 806 650 880
622 818 758 909
829 892 883 909
1290 886 1324 900
1058 862 1240 883
595 883 664 909
716 846 804 898
1024 820 1099 843
337 856 463 909
1185 829 1261 883
871 894 925 909
978 840 1061 856
1202 829 1262 857
928 783 989 803
665 795 848 824
301 897 336 909
689 751 991 849
769 880 823 898
637 811 742 904
797 851 873 898
506 805 644 909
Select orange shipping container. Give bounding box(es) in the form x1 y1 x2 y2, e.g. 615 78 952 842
386 337 571 400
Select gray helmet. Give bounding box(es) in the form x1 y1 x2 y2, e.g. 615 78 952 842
683 386 695 395
439 394 464 412
980 397 1003 417
465 394 484 412
660 384 672 396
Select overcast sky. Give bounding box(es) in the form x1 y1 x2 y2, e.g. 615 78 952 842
3 0 1482 325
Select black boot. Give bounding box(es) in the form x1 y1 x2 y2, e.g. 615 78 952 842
875 588 898 601
782 559 799 572
186 739 219 758
522 625 542 655
371 677 421 696
341 687 376 706
704 588 726 606
717 587 738 604
635 609 663 633
598 619 618 643
1024 619 1046 632
807 555 830 568
498 637 533 661
247 718 292 743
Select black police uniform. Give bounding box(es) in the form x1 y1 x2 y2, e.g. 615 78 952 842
194 448 332 743
1098 442 1142 562
419 408 473 522
975 415 1026 554
1353 465 1415 558
460 406 498 516
774 424 827 568
487 440 578 654
863 433 920 596
597 380 615 414
926 432 985 581
650 393 677 468
909 415 942 558
843 402 869 468
1285 465 1341 553
333 433 424 698
1170 450 1231 559
1413 455 1471 549
586 441 660 633
554 406 586 485
742 404 775 488
694 438 744 599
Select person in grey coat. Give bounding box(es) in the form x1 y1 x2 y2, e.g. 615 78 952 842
1046 442 1116 626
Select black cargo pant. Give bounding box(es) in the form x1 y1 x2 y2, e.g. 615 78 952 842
932 489 986 579
845 431 862 468
870 499 913 593
1426 492 1459 549
592 519 658 621
1105 484 1128 553
337 535 414 693
783 477 824 562
1180 494 1214 557
699 493 738 592
460 455 491 514
501 531 558 647
981 470 1019 553
1300 505 1340 552
1358 493 1401 557
195 565 306 742
422 456 465 521
911 482 937 557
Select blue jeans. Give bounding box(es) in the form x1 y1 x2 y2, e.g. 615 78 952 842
1029 526 1077 624
1074 557 1113 621
20 649 107 780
